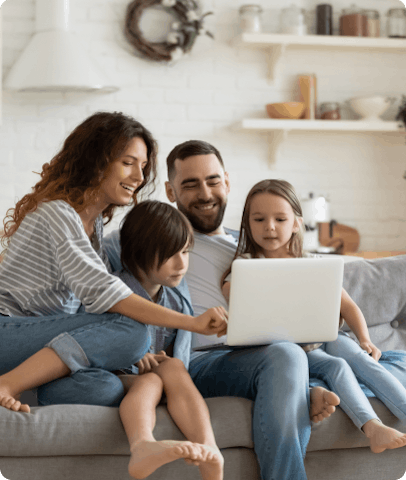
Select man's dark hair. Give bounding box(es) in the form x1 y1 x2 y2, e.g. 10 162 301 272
166 140 225 181
120 200 194 281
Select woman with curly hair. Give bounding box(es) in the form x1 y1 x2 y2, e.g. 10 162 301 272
0 111 227 412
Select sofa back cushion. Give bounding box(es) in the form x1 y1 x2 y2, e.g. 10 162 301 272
342 255 406 350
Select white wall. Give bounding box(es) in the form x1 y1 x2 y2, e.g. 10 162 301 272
1 0 406 250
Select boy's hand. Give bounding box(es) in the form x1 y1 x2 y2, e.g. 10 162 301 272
359 341 382 361
136 351 168 374
194 307 228 337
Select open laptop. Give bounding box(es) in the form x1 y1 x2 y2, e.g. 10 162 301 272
193 256 344 351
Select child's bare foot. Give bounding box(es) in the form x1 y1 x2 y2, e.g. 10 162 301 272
363 419 406 453
0 383 30 413
310 386 340 423
198 445 224 480
128 440 205 479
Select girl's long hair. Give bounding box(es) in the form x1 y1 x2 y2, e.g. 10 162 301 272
1 111 158 248
221 179 305 286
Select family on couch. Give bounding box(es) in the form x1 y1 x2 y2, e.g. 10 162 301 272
0 111 406 480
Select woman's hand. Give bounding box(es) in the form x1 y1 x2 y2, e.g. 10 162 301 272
194 307 228 337
136 351 168 374
359 340 382 362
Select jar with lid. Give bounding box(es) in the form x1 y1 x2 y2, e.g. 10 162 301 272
387 8 406 38
239 5 263 34
362 10 380 37
340 4 365 36
319 102 341 120
280 4 308 35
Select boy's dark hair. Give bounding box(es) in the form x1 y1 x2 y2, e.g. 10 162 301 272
120 200 194 280
166 140 225 181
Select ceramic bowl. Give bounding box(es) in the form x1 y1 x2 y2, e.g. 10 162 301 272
266 102 306 119
348 95 396 121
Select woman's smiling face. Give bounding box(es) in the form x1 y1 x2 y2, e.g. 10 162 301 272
99 137 148 208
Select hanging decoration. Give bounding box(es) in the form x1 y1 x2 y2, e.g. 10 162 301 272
124 0 214 63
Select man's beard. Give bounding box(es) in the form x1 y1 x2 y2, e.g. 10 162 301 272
177 199 226 234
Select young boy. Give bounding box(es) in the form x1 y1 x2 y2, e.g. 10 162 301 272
115 200 224 480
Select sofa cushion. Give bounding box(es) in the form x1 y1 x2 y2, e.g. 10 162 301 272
342 255 406 350
343 254 406 327
0 397 254 457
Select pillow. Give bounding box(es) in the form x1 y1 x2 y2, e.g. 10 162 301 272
343 255 406 328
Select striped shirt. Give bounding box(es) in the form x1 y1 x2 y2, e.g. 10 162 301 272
0 200 132 316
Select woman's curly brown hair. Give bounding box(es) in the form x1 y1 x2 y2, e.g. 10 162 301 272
1 111 158 248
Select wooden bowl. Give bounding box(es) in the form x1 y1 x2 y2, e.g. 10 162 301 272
266 102 306 119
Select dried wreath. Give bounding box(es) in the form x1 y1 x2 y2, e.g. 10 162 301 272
124 0 214 62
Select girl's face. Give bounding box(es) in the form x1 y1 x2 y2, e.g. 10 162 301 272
147 245 190 289
99 137 148 208
248 193 300 258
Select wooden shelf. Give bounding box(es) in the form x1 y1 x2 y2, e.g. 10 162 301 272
241 119 405 133
240 119 405 162
235 33 406 81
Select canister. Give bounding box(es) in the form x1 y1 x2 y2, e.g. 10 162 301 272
387 8 406 38
239 5 263 33
316 4 333 35
340 4 365 36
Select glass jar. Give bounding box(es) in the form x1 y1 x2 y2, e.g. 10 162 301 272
239 5 263 33
319 102 341 120
280 5 308 35
387 8 406 38
363 9 380 37
340 4 365 36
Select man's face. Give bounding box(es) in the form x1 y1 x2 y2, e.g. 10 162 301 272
165 154 230 235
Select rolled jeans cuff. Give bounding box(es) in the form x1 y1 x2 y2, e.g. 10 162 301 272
46 332 90 373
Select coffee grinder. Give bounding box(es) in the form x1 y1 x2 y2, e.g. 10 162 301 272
301 192 330 252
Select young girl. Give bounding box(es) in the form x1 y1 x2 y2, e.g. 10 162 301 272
221 179 406 454
0 111 227 413
116 200 223 480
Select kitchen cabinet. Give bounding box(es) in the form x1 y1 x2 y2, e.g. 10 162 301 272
236 33 406 160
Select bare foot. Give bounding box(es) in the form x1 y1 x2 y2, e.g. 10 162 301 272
128 440 205 479
363 419 406 454
0 384 30 413
198 445 224 480
310 386 340 423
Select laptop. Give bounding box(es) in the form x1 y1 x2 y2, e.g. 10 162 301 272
193 256 344 351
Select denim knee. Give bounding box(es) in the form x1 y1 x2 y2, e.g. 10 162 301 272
260 342 308 369
319 356 352 377
51 314 152 372
37 368 126 407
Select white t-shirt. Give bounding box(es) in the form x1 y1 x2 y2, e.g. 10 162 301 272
185 231 238 351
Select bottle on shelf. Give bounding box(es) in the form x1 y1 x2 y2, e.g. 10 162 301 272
316 4 333 35
299 74 317 120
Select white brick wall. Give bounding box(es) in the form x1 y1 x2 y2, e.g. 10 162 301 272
1 0 406 251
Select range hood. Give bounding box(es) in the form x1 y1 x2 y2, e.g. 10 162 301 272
4 0 118 93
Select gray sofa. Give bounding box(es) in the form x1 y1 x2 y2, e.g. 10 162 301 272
1 255 406 480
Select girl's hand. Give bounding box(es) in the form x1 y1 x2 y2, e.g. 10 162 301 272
359 341 382 362
136 351 168 374
194 307 228 337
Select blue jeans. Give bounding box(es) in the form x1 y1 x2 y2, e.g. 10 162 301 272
308 332 406 429
189 342 310 480
0 312 150 406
